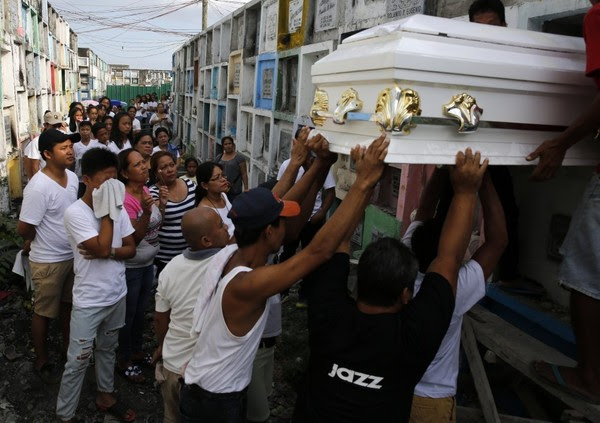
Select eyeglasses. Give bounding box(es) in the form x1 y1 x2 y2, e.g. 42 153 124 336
209 173 227 181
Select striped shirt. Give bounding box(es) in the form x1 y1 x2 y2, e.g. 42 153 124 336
149 179 196 264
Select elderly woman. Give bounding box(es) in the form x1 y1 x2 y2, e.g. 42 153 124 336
149 151 196 275
194 161 235 239
117 149 165 383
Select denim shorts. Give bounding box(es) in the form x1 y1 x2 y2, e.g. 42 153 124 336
559 174 600 300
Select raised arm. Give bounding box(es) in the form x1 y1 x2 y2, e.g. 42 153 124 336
527 91 600 181
427 148 488 294
414 166 450 222
471 171 508 279
238 135 389 300
271 127 309 198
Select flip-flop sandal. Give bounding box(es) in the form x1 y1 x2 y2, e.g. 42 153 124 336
530 361 600 405
132 352 153 368
118 364 145 384
97 399 136 422
35 363 61 385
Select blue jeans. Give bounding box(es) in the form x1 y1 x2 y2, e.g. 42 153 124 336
56 298 125 420
118 265 154 361
179 383 247 423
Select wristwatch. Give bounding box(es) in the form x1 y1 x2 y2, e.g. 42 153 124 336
109 247 116 259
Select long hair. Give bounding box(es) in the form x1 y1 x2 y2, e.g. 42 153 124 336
194 162 223 205
68 107 82 133
110 112 133 150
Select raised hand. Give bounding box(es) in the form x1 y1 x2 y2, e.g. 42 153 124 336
351 135 389 188
141 191 154 215
526 137 567 181
307 133 337 165
158 186 169 208
449 148 488 194
290 128 309 167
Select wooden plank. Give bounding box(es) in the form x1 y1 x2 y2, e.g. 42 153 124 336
457 406 553 423
461 317 502 423
468 305 600 423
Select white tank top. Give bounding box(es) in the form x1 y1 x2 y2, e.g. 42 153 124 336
184 265 273 393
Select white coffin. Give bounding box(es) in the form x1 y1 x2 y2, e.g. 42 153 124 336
310 15 600 165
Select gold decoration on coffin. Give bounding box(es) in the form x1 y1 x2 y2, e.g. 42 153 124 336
375 86 422 134
333 88 363 124
443 93 483 133
310 89 329 126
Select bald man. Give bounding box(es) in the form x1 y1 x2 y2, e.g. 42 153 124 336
153 207 230 423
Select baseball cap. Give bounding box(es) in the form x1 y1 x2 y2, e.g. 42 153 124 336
43 111 64 126
228 187 301 228
38 129 81 154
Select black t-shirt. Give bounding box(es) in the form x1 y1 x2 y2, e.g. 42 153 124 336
297 253 455 423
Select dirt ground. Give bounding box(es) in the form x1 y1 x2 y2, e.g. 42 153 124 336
0 273 308 422
0 268 576 422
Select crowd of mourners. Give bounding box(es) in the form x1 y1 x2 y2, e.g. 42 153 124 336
12 0 600 422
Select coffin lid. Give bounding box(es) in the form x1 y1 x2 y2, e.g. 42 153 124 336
344 14 585 54
312 15 589 86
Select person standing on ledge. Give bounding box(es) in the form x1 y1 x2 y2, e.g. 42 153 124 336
529 0 600 405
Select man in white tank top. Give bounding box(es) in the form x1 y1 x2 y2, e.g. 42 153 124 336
180 135 390 422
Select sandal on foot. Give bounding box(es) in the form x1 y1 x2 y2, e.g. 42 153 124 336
132 352 153 368
97 399 136 422
118 364 145 384
531 361 600 405
35 363 61 385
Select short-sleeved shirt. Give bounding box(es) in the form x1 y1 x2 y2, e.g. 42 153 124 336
585 2 600 88
19 170 79 263
123 187 162 268
298 253 455 422
149 179 196 264
23 136 46 171
63 199 135 308
216 153 246 196
155 247 221 374
402 221 485 397
73 140 102 179
277 159 336 217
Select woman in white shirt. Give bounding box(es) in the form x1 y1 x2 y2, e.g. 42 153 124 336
110 112 133 152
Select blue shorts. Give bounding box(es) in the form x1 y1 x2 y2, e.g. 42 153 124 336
559 174 600 300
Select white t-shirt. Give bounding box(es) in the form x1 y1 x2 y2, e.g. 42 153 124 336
184 266 276 393
132 118 141 132
277 159 336 217
155 248 221 374
19 170 79 263
107 140 132 155
402 221 486 398
63 199 135 308
24 136 46 171
73 139 102 179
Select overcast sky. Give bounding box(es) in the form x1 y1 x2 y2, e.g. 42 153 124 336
50 0 248 70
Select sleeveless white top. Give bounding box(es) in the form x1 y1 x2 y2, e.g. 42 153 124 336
184 266 274 393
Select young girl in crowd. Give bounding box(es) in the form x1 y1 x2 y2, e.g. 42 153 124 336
67 107 84 134
110 112 133 152
102 114 113 133
87 105 98 125
180 157 198 184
